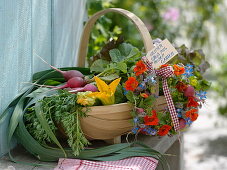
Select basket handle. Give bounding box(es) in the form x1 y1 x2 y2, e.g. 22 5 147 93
77 8 154 67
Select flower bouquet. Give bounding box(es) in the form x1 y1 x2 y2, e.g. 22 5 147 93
0 8 210 162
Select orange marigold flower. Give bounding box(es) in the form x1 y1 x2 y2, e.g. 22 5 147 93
133 60 147 76
158 125 172 136
187 97 199 107
185 109 198 121
176 81 188 92
140 93 149 98
125 77 139 91
144 110 159 126
173 64 185 75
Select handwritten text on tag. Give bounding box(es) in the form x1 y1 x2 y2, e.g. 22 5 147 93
146 39 178 68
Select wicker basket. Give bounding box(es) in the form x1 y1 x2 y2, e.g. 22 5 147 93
77 8 167 142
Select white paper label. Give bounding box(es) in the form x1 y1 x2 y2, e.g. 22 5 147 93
146 39 178 68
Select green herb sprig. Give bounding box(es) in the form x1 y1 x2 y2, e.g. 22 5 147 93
25 90 90 156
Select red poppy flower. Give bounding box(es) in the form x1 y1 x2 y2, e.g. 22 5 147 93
187 97 199 107
158 125 172 136
185 109 198 121
144 110 159 126
176 81 188 92
133 60 147 76
125 77 139 91
173 64 185 75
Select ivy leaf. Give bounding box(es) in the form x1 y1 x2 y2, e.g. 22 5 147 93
90 59 109 73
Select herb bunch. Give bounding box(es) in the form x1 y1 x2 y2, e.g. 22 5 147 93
24 90 90 156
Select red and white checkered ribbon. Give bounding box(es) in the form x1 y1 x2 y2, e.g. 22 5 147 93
155 66 180 132
142 57 180 132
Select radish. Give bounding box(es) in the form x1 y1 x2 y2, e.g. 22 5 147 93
69 84 98 93
36 53 84 80
67 77 85 88
184 85 195 97
179 118 186 129
32 77 85 89
83 84 98 92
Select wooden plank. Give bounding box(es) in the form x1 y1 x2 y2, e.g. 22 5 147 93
156 135 183 170
0 135 183 169
0 146 56 170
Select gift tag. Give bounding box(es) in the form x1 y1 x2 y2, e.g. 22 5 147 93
146 39 178 68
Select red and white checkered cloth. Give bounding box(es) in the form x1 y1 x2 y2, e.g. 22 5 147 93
54 157 158 170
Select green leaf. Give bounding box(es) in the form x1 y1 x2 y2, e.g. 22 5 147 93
34 102 67 157
143 95 156 107
26 88 50 98
78 143 131 159
115 85 127 104
7 84 36 145
116 62 127 73
43 79 63 86
118 43 133 57
32 67 90 81
125 91 135 103
189 49 205 66
109 49 122 62
0 87 29 124
109 43 141 63
90 59 109 73
100 74 119 82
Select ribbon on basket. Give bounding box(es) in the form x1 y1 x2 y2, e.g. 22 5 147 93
142 57 180 132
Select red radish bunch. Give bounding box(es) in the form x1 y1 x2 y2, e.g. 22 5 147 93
37 54 97 93
50 70 98 93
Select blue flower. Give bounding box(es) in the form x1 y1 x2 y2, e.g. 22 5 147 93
186 64 193 68
176 108 183 113
178 113 182 118
133 117 140 124
123 87 128 95
196 91 207 100
183 64 194 77
138 82 146 90
185 117 193 125
132 126 139 134
145 127 157 135
144 74 156 84
176 108 183 117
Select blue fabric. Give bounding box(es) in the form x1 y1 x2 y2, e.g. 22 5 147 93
0 0 87 156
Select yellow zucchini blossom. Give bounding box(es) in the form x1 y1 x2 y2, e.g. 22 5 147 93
89 76 121 105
